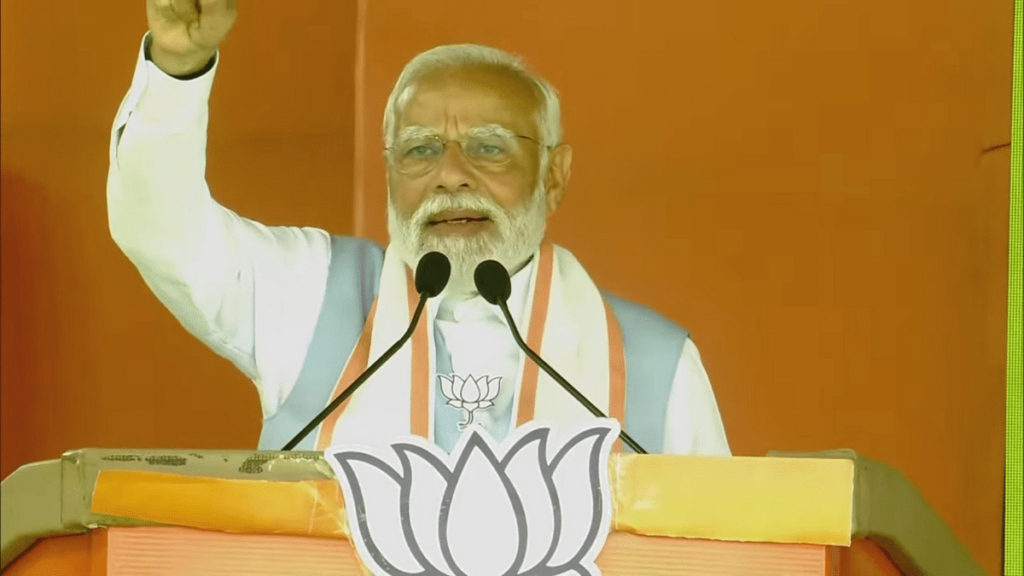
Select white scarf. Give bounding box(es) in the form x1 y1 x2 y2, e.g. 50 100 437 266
316 241 626 452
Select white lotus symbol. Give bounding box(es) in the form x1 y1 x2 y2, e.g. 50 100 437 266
438 374 501 429
325 420 619 576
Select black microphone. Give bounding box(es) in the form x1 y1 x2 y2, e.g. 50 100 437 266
281 251 451 450
474 260 648 454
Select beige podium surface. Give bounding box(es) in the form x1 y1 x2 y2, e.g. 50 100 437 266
1 448 985 575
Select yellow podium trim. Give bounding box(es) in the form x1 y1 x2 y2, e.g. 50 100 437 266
610 455 854 544
92 471 349 539
91 454 853 545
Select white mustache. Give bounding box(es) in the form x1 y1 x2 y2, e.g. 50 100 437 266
411 193 505 228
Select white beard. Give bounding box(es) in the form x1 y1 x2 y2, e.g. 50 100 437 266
387 185 549 297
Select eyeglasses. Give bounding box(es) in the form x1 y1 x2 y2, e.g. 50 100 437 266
386 133 546 176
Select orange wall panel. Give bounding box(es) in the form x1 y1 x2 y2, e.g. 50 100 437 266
0 3 358 474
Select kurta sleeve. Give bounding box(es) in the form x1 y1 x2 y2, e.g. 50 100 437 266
662 339 732 455
107 33 334 419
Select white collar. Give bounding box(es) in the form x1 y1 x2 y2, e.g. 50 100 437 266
429 255 536 330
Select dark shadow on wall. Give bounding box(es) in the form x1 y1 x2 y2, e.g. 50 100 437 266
1 169 53 478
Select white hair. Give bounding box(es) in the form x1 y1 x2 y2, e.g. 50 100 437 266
382 44 563 163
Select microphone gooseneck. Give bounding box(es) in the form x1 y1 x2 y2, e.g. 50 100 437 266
280 252 451 450
473 260 648 454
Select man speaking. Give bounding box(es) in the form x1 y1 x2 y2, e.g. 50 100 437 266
108 0 731 455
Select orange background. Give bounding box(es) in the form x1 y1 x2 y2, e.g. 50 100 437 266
0 1 1012 574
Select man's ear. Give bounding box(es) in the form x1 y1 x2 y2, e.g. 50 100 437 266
543 144 573 214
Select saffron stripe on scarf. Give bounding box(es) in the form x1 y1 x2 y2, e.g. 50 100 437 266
316 301 377 451
408 273 431 439
515 242 556 427
604 298 627 453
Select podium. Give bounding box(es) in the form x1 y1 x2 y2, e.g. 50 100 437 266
1 448 985 575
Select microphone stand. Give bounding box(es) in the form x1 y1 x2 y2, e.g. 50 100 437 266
493 299 648 454
280 295 429 451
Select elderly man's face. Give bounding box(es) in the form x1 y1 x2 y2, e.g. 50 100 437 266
386 65 571 293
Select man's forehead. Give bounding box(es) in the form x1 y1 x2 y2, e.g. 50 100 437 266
396 66 540 135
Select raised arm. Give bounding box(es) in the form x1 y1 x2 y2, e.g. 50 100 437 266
107 1 334 417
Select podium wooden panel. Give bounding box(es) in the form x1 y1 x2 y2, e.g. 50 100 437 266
1 448 985 575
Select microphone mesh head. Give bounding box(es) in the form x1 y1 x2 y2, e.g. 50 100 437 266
415 252 451 297
474 260 512 304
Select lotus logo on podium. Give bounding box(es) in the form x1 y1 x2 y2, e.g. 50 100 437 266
324 419 619 576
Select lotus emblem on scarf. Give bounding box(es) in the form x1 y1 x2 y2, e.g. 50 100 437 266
437 374 502 429
324 420 620 576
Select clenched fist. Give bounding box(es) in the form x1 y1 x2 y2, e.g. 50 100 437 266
147 0 237 76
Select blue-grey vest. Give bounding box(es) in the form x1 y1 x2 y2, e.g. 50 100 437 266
258 236 690 454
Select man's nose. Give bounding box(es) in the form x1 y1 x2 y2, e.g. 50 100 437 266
434 142 476 192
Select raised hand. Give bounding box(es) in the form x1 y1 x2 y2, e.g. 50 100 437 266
146 0 237 76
